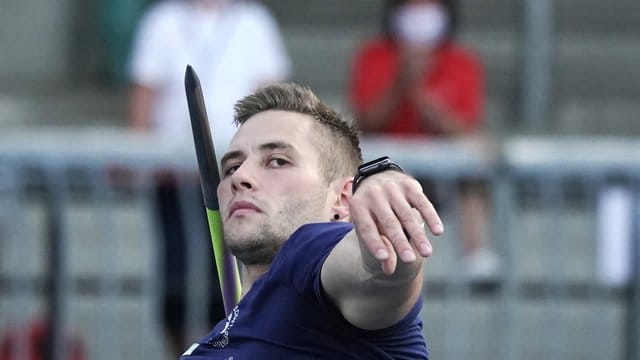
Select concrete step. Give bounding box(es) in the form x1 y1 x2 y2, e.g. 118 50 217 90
556 0 640 35
262 0 382 29
0 86 127 128
265 0 640 35
264 0 521 32
281 27 371 102
461 0 524 31
553 98 640 135
553 36 640 97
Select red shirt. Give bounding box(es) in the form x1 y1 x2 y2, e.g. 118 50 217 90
349 38 484 136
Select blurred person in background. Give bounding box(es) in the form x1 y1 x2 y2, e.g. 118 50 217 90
129 0 290 150
0 318 85 360
349 0 498 280
127 0 290 357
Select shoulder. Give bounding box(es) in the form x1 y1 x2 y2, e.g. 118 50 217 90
140 0 185 24
224 1 282 41
437 41 483 67
356 37 395 57
229 1 277 23
352 37 397 70
279 222 354 258
134 0 189 37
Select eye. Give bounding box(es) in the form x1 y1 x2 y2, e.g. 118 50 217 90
223 164 240 177
267 157 289 168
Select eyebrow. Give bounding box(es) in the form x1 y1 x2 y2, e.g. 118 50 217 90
219 141 294 169
259 141 293 152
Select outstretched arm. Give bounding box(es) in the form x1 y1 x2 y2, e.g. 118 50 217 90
321 170 443 330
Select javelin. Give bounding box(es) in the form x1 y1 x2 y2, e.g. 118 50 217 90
184 65 242 315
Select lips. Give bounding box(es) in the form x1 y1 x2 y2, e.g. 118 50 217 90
229 200 261 218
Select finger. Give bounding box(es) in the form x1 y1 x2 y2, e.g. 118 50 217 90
389 196 432 258
365 183 424 263
417 221 433 258
370 195 416 263
379 235 397 275
404 180 444 235
350 200 390 261
402 208 433 258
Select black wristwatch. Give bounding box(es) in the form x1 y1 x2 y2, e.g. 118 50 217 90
352 156 404 194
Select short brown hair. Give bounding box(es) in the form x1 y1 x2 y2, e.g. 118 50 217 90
233 83 362 182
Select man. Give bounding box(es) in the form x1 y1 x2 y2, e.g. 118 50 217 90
181 83 443 359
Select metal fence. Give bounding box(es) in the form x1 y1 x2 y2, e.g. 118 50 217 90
1 129 639 360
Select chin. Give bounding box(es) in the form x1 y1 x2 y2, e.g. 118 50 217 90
224 216 256 232
224 231 282 266
223 221 265 245
223 228 253 247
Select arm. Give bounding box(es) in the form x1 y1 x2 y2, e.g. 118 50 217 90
127 5 164 132
128 84 155 131
412 90 475 136
321 170 443 330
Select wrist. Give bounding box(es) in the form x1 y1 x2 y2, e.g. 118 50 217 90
352 156 404 194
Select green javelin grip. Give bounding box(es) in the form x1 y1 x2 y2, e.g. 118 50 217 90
184 65 242 315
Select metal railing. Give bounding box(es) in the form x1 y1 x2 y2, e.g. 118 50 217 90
1 128 639 360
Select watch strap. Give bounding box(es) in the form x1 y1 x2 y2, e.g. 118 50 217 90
352 156 404 194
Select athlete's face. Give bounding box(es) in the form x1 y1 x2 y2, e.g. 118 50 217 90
217 110 336 265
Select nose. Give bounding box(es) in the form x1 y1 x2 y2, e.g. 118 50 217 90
230 162 256 193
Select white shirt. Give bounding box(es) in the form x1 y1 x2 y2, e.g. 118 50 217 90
129 0 290 151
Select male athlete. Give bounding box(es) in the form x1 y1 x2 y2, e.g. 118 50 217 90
181 83 443 359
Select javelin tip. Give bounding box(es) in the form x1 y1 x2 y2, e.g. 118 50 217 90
184 64 198 89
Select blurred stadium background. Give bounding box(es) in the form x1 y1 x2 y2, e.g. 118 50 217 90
1 0 639 359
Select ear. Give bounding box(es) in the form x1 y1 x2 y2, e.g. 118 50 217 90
330 177 353 222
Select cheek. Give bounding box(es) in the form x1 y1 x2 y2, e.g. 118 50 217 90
217 181 232 209
275 174 323 195
277 177 330 212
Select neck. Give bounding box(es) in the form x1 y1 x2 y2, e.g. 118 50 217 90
240 263 271 297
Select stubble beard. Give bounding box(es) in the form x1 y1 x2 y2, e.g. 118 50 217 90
224 191 328 266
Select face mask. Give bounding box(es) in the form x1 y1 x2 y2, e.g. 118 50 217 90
391 2 448 48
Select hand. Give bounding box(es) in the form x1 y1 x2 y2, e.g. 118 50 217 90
396 46 431 91
349 171 443 275
411 89 470 136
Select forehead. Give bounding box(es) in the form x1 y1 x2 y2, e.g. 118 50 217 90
228 110 319 154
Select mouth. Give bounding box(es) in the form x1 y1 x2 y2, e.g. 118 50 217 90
229 200 262 218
